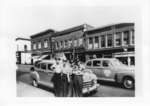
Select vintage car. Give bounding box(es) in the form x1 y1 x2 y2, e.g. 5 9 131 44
85 58 135 89
30 60 99 94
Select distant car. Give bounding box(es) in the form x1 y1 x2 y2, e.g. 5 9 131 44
85 58 135 89
30 60 99 94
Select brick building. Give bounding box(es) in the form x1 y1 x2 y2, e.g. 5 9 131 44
30 29 55 62
52 24 93 62
29 23 135 66
84 23 135 66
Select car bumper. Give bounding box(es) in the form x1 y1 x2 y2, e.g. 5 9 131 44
82 83 100 94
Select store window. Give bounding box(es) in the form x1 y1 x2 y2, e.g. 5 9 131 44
94 36 99 49
115 32 122 46
107 34 113 47
38 41 41 49
101 35 105 48
123 31 130 45
44 39 48 48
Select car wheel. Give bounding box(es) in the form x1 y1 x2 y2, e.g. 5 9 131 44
123 77 134 89
32 79 38 87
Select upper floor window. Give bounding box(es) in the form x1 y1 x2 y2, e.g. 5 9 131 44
115 32 122 46
123 31 130 45
101 35 105 48
94 36 99 49
38 42 41 49
57 42 60 49
78 38 83 46
44 39 48 48
60 41 64 49
33 43 36 50
64 40 68 48
74 39 77 47
107 34 113 47
88 37 93 49
132 30 134 44
55 42 58 50
68 40 72 47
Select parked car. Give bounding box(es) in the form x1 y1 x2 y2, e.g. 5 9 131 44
30 60 99 94
85 58 135 89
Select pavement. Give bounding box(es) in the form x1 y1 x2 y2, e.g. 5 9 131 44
17 81 54 97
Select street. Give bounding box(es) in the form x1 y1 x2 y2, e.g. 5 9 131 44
16 65 135 97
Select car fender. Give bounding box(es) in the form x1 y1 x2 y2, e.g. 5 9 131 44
115 72 134 83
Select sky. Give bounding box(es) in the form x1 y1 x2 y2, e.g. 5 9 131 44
1 0 141 39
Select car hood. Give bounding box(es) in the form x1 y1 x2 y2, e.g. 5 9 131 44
82 70 97 82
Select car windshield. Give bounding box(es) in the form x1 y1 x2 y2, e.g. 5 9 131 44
111 59 127 67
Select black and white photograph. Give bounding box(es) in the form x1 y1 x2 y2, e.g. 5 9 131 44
15 5 136 98
0 0 150 105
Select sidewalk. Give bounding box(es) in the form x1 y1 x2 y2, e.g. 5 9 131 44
17 81 54 97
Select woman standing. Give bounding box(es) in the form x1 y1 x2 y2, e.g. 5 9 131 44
52 57 63 97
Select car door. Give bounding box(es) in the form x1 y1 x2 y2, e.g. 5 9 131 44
46 63 55 84
92 60 103 78
38 62 48 83
101 60 114 80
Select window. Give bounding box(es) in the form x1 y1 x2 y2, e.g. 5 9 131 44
35 62 40 68
123 31 130 45
64 40 68 48
93 60 101 67
107 34 113 47
88 37 93 49
102 60 109 67
38 42 41 49
68 40 72 47
115 32 122 46
101 35 105 48
33 43 36 50
41 63 46 70
132 30 134 44
55 42 57 50
86 61 92 67
78 38 83 46
48 64 53 70
60 41 64 48
74 39 77 47
130 57 135 66
94 36 99 49
44 39 48 48
55 42 59 50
